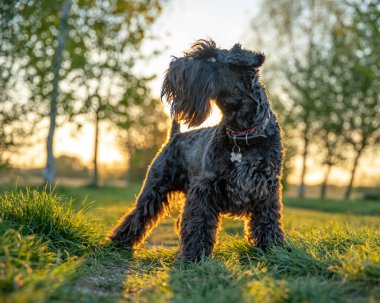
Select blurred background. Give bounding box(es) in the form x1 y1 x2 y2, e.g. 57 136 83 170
0 0 379 200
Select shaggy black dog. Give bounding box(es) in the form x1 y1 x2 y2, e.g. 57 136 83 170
110 39 285 262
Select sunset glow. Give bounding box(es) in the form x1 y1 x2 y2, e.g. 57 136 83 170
5 0 379 188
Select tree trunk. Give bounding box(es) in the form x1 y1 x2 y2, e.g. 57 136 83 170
91 109 100 188
298 2 315 199
320 162 332 199
43 0 72 185
298 131 309 198
344 147 363 200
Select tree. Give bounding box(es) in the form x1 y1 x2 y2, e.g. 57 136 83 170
309 0 379 199
0 106 29 171
70 0 163 187
308 47 347 199
250 0 379 199
331 0 380 199
0 0 85 184
1 0 164 186
318 121 346 199
43 0 72 184
55 155 89 178
304 0 380 200
251 0 341 197
118 97 168 183
0 1 38 169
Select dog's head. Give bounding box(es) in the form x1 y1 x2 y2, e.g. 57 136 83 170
161 39 265 127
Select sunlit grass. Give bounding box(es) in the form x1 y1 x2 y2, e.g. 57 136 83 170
1 186 379 302
0 188 106 302
0 188 104 255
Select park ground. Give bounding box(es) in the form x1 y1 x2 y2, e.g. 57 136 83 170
1 184 379 303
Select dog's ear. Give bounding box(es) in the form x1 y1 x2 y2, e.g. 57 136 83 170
253 52 265 67
161 56 219 127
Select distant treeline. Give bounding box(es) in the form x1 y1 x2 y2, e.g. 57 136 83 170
0 0 167 188
0 0 379 199
251 0 379 199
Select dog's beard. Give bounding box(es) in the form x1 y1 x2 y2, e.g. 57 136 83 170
218 78 272 132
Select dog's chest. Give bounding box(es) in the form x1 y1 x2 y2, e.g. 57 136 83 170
225 150 276 206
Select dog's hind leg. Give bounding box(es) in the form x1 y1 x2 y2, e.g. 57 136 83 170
110 148 179 249
179 175 221 262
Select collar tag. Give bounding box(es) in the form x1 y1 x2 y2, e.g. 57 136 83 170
230 144 242 163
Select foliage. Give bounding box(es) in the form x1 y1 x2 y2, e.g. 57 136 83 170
0 106 29 170
251 0 339 197
66 0 165 187
119 98 169 183
0 0 165 185
252 0 379 199
331 0 380 199
71 0 163 121
0 1 37 168
0 0 78 116
55 155 90 178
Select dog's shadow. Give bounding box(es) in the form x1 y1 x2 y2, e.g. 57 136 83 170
126 250 248 303
166 258 246 303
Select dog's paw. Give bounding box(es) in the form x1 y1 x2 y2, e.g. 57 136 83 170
109 233 134 250
177 253 201 263
256 237 285 252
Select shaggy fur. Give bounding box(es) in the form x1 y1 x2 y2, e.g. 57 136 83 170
110 39 285 262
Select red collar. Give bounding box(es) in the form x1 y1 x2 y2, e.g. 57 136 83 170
226 111 271 146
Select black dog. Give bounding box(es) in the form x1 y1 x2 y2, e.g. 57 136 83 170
110 39 284 262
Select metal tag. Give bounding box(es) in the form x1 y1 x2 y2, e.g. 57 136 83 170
230 145 242 163
230 151 242 163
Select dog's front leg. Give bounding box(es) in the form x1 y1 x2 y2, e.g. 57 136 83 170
179 176 221 262
245 183 284 250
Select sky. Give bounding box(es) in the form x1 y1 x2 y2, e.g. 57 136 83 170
12 0 380 186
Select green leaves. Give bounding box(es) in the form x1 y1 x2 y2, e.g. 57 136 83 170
253 0 380 197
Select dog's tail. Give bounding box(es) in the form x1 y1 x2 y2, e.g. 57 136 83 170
169 119 181 139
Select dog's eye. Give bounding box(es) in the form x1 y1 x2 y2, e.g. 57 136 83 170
208 57 216 63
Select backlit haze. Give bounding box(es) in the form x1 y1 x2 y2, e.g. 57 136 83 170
13 0 380 186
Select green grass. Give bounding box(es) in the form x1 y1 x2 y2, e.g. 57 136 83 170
285 197 380 216
0 188 104 254
0 185 379 302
